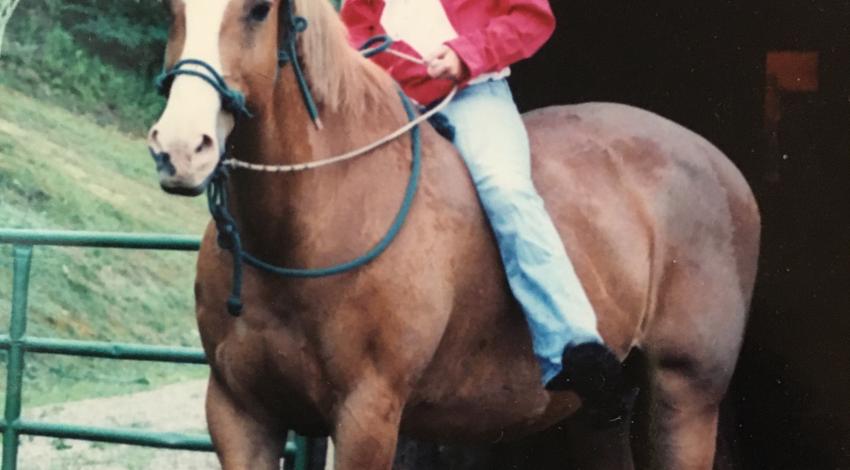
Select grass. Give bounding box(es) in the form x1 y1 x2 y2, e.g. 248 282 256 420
0 84 212 407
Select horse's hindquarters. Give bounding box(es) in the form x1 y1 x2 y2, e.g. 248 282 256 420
518 103 759 469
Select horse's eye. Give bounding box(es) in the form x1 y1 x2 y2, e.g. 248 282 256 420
249 3 271 22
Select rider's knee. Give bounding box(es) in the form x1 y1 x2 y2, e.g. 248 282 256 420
475 172 542 210
477 172 536 195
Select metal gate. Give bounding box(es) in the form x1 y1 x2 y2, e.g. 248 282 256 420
0 229 309 470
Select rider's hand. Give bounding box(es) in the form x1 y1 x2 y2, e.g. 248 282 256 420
425 45 468 82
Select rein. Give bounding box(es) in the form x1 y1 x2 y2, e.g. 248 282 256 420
156 2 433 316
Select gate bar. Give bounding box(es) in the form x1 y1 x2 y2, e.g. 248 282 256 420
0 229 200 250
0 419 215 452
0 420 298 455
0 336 206 363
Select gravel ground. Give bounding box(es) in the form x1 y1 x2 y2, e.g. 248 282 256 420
16 380 220 470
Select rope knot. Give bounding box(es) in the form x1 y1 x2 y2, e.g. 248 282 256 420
215 222 237 249
292 16 308 33
221 90 252 119
153 73 171 97
278 50 292 65
216 232 231 250
227 297 244 316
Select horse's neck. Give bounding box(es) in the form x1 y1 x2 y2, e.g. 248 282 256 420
226 71 412 267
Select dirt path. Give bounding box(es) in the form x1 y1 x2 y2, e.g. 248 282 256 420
17 380 219 470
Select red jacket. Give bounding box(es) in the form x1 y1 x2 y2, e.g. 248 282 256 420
341 0 556 105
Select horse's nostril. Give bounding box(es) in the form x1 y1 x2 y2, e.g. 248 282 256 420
149 129 160 147
196 134 214 154
150 150 176 177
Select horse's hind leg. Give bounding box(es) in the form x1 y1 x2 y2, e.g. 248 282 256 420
206 375 288 469
640 358 728 469
639 264 749 469
561 414 636 470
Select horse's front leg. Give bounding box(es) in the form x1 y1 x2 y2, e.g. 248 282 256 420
206 374 288 470
333 377 405 470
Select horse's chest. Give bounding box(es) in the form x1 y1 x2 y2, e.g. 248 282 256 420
200 310 332 433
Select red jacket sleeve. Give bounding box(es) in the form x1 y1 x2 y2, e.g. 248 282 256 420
340 0 454 105
445 0 556 80
340 0 452 104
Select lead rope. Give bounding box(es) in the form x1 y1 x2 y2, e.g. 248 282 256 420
206 172 246 314
222 86 453 173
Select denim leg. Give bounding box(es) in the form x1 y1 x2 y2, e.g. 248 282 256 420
441 80 603 384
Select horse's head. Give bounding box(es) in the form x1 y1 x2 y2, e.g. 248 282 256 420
147 0 284 196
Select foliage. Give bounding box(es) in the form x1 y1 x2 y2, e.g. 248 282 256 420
0 1 168 133
49 0 169 72
10 0 168 72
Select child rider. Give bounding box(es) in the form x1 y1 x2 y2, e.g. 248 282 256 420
341 0 631 425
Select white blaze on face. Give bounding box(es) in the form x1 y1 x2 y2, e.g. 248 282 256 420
164 0 232 134
149 0 235 189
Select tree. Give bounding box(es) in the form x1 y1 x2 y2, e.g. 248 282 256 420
0 0 21 56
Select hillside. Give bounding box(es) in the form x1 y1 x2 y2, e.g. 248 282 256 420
0 84 211 406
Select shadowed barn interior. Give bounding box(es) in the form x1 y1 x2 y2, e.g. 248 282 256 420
388 0 850 468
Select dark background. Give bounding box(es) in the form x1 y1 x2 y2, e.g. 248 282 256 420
509 1 850 467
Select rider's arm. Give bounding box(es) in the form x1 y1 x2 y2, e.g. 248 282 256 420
444 0 556 80
340 0 454 105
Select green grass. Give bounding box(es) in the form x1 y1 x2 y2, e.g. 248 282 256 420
0 84 212 407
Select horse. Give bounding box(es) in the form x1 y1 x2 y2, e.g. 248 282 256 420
146 1 760 469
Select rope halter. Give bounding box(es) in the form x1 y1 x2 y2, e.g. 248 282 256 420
155 59 252 120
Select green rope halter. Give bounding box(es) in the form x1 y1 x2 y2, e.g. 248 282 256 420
155 59 252 119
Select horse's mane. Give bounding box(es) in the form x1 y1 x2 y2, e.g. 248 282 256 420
293 0 396 116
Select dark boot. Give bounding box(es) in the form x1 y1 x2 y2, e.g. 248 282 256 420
545 342 637 428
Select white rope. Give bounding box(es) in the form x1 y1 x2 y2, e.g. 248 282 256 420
224 47 454 174
385 48 426 66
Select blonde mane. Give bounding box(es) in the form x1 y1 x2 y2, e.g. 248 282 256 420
293 0 396 115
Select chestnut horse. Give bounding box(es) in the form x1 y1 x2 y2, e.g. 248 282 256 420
146 0 760 469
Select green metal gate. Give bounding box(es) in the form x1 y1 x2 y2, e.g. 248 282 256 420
0 228 309 470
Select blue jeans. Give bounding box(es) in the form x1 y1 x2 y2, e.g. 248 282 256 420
440 79 603 384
